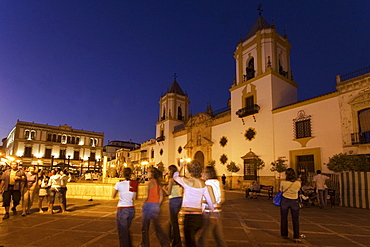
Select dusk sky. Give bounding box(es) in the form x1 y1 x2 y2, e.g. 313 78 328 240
0 1 369 145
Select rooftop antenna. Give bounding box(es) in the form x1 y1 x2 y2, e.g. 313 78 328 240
257 4 263 15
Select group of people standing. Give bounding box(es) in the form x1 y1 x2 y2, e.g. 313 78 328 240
113 160 227 247
0 162 70 219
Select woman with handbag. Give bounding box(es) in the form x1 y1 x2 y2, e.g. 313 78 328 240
280 168 301 243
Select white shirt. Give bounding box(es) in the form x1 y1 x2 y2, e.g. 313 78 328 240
49 174 61 188
203 179 222 212
114 181 135 207
173 172 214 210
313 174 330 190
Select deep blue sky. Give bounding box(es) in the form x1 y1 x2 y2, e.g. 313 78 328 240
0 1 369 144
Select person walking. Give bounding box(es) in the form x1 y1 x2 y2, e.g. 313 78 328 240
173 161 215 247
112 167 138 247
280 168 302 243
0 163 26 219
139 167 169 247
199 166 227 247
22 166 38 216
163 165 183 247
313 170 331 209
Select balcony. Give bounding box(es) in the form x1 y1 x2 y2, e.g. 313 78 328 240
351 132 370 144
156 136 165 142
236 104 260 118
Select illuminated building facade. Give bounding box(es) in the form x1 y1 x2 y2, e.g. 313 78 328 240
130 14 370 185
2 120 104 171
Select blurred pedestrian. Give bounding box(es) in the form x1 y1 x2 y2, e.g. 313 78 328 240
174 161 215 247
199 166 227 247
163 165 183 247
112 167 138 247
139 167 169 247
280 168 301 243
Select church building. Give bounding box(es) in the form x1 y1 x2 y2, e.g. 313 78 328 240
130 14 370 186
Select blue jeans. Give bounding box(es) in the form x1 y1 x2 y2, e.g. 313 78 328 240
318 189 328 209
280 196 300 239
198 212 227 247
141 203 169 247
169 197 182 247
116 208 135 247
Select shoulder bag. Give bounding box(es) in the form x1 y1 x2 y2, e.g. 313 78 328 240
273 181 295 206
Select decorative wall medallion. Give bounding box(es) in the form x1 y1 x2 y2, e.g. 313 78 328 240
245 128 256 141
220 154 228 164
220 136 228 147
178 146 182 154
160 149 163 156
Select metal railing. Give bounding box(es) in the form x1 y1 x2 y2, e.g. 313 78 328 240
351 132 370 144
236 104 260 118
339 66 370 82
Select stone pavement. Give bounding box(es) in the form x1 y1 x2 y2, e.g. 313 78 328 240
1 190 370 247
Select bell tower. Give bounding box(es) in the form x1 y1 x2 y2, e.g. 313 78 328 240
155 77 189 164
232 13 298 110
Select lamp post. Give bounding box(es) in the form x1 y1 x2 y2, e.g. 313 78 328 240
67 155 71 170
51 155 54 168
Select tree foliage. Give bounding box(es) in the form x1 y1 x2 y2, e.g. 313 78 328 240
208 160 216 167
270 158 288 175
253 157 265 171
226 161 240 189
327 153 370 172
226 161 240 173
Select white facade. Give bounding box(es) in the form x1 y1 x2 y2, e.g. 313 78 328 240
129 15 369 185
2 120 104 171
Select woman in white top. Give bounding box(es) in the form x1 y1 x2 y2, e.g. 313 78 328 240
199 166 227 247
112 167 138 247
48 169 62 214
280 168 302 243
173 161 215 247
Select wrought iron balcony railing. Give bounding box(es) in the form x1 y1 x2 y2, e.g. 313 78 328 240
156 136 165 142
236 104 260 118
351 132 370 144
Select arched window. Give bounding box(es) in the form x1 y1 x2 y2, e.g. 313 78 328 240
177 106 183 120
246 58 255 80
162 107 166 120
52 134 57 142
30 131 36 140
24 130 30 139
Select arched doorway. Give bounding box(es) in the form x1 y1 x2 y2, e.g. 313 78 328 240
194 151 204 167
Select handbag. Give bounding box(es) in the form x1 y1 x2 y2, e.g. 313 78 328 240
273 191 282 206
273 181 295 206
